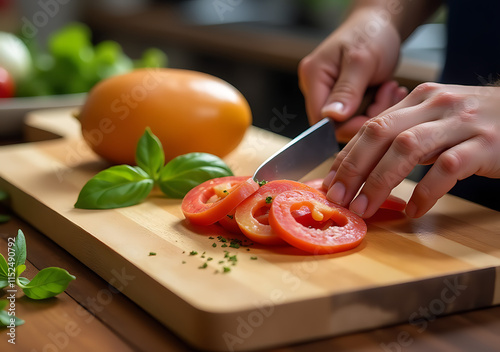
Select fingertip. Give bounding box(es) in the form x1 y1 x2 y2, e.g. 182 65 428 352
405 201 418 218
321 102 345 119
323 170 336 189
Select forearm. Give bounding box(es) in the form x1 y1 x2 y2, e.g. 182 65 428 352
344 0 444 40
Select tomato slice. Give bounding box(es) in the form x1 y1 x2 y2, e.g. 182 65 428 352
234 180 324 245
380 194 407 212
305 178 407 212
218 209 243 235
303 178 327 194
269 190 367 254
181 176 259 226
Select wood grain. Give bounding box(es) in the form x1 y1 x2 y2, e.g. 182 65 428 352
0 108 499 351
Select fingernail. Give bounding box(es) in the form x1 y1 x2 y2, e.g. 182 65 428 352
322 102 344 116
350 194 368 216
323 170 336 188
406 201 417 218
327 181 345 205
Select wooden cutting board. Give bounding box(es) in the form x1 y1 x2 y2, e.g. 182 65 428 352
1 108 499 351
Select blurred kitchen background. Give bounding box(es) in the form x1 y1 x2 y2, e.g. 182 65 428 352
0 0 447 138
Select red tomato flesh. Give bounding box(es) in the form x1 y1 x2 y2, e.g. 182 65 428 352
234 180 324 245
217 209 242 235
269 190 367 254
181 176 259 226
304 178 407 212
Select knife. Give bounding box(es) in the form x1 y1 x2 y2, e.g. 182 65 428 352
253 117 339 182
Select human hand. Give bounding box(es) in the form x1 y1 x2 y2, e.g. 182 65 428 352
323 83 500 218
298 7 407 142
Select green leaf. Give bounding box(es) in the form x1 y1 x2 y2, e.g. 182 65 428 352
20 267 76 300
15 264 26 280
0 254 9 289
13 230 27 269
158 152 233 198
75 165 154 209
135 47 168 68
0 300 24 327
135 128 165 181
17 277 30 287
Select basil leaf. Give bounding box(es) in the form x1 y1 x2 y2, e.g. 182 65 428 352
135 127 165 181
13 229 27 269
17 277 30 286
75 165 154 209
158 152 233 198
16 264 26 279
0 254 8 289
20 267 76 300
0 300 24 327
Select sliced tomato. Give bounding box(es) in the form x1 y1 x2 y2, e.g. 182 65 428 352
234 180 324 245
269 190 367 254
380 194 406 212
303 178 327 194
218 209 243 235
181 176 259 226
305 178 406 212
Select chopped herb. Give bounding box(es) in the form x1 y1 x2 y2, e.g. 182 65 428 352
250 256 258 260
218 260 225 264
201 255 205 258
228 255 237 263
227 214 234 219
207 257 213 261
209 236 214 239
199 263 208 269
265 196 273 204
229 242 240 249
257 180 268 187
182 261 186 264
149 252 157 256
212 243 217 248
223 190 229 194
218 236 227 243
223 267 231 273
221 244 228 248
189 250 198 256
246 248 250 251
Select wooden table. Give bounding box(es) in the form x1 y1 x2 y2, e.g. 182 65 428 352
1 113 500 351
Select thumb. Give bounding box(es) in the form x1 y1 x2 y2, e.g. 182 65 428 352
321 48 375 121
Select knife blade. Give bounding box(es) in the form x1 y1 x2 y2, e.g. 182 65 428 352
253 117 339 182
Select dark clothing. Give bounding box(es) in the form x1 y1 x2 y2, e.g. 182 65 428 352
441 0 500 85
434 0 500 211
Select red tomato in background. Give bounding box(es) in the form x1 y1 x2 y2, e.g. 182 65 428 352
0 66 15 98
269 190 367 255
181 176 259 226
